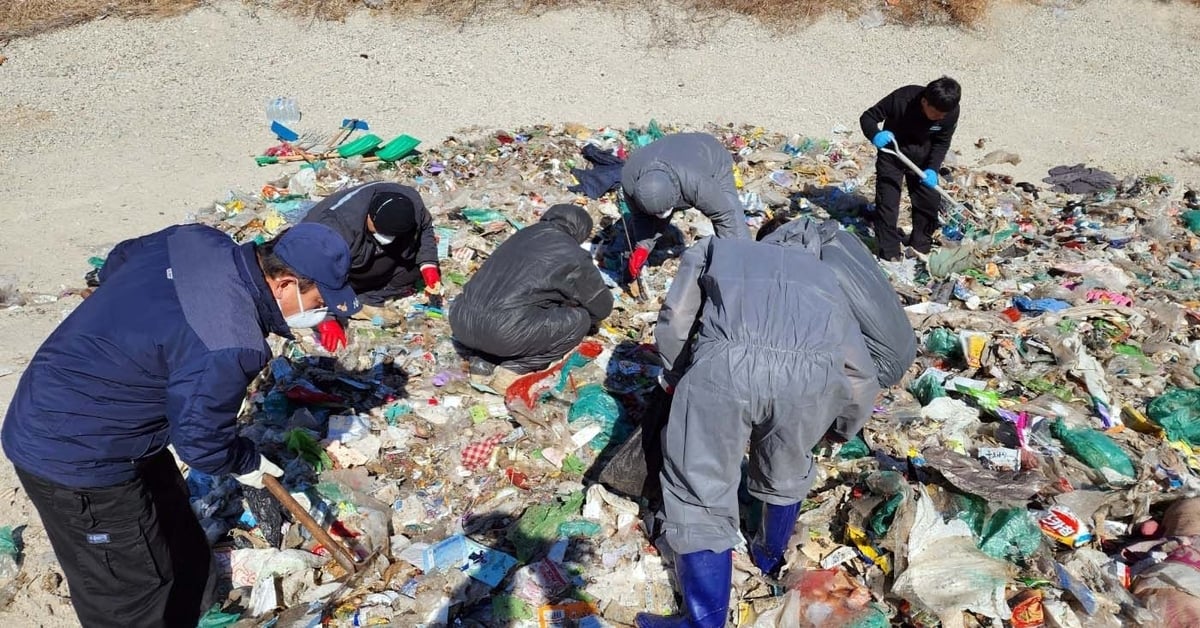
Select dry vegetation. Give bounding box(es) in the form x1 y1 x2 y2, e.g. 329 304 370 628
0 0 1198 42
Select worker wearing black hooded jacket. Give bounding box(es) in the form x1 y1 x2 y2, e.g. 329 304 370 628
450 204 613 385
302 181 441 351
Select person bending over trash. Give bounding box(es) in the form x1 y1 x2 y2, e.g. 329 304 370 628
2 223 360 628
622 132 750 280
449 204 613 391
637 216 915 628
860 75 961 260
302 181 441 351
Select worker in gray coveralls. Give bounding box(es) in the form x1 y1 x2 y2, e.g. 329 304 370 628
622 132 750 280
637 216 916 628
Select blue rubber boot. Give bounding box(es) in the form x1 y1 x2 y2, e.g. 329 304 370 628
749 501 801 577
635 549 732 628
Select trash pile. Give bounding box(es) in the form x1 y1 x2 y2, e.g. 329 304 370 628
105 116 1200 626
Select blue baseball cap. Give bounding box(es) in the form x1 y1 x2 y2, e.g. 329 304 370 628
273 223 362 316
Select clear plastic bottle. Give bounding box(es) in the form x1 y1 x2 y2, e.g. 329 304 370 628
265 97 301 125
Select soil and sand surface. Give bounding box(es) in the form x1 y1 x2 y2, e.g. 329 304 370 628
0 0 1198 624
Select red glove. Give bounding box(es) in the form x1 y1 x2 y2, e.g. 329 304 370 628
628 247 650 280
316 319 347 353
421 266 442 295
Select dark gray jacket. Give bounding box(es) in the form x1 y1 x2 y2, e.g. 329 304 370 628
621 133 749 252
449 205 613 366
656 220 879 441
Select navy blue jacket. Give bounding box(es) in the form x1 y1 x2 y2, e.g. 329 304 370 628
2 225 291 488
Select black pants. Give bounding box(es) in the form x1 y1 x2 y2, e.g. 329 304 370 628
16 449 211 628
872 153 942 260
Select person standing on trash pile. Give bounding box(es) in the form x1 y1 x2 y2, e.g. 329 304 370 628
860 76 961 261
1 222 360 628
638 218 909 628
302 180 442 351
449 203 613 391
621 132 750 281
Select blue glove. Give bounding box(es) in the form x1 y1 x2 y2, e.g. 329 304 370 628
871 130 895 149
921 168 939 188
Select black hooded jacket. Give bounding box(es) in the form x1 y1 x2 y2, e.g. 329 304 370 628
301 182 438 299
449 204 613 359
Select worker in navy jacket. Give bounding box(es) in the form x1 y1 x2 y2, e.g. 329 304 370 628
2 222 360 628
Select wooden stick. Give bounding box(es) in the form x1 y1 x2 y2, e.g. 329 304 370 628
263 475 360 574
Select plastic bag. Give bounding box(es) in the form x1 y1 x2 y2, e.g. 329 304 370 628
979 508 1042 562
197 605 241 628
909 372 947 406
761 569 888 628
1050 419 1135 479
1182 210 1200 234
1148 388 1200 446
925 328 962 358
508 492 585 562
0 526 19 582
838 435 871 459
567 384 627 451
892 487 1013 626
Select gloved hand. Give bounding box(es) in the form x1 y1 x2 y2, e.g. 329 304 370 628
315 318 347 353
234 454 284 489
628 247 651 280
872 130 895 149
421 266 443 296
921 168 939 188
657 372 679 395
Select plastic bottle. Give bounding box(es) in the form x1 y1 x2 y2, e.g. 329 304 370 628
265 97 301 126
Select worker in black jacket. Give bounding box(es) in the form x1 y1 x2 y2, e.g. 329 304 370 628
860 76 961 260
302 181 441 350
449 204 614 390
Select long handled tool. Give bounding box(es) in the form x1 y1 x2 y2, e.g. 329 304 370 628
262 475 361 574
879 139 985 224
616 187 648 302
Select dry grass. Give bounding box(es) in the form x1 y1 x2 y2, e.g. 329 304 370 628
0 0 203 41
0 0 1197 42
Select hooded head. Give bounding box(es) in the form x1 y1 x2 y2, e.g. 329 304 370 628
757 215 823 257
367 190 419 239
541 204 594 244
631 168 681 218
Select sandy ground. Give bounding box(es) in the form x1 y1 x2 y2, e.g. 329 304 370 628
0 0 1199 624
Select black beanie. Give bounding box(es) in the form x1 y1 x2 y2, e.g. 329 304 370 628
368 193 417 236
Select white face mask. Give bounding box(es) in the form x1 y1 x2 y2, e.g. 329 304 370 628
373 232 396 246
278 284 328 329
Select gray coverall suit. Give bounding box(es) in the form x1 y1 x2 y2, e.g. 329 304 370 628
654 220 881 555
622 132 751 253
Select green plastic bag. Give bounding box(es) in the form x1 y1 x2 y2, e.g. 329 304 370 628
838 435 871 459
285 428 332 473
568 385 629 451
508 492 585 562
908 372 946 406
0 527 16 558
950 493 987 538
867 493 904 537
1147 388 1200 445
1182 210 1200 234
847 606 890 628
1050 419 1135 478
979 508 1042 562
924 328 961 358
461 208 507 225
197 605 240 628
